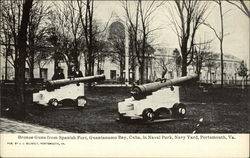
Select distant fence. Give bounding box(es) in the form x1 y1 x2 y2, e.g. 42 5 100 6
200 79 250 87
1 78 250 87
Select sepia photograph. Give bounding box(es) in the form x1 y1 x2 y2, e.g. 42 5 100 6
0 0 249 157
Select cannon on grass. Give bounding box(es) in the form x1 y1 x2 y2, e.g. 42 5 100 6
33 74 105 108
118 74 198 122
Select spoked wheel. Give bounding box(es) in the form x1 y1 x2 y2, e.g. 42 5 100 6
77 96 87 107
48 98 59 107
142 108 155 121
172 103 186 118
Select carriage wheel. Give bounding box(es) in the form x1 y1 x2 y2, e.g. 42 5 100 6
48 98 59 107
172 103 186 118
142 108 155 121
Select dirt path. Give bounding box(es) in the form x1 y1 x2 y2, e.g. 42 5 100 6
0 117 70 133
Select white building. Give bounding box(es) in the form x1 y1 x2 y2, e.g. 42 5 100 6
199 54 242 85
1 44 243 86
0 17 245 85
152 47 181 80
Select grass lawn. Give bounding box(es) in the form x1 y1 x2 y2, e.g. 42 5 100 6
1 84 250 133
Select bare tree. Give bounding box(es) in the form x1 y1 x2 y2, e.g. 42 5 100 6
192 39 212 80
155 56 170 79
166 0 210 77
46 24 67 72
226 0 250 18
1 0 35 116
203 0 228 87
155 48 181 80
1 1 50 81
1 0 23 80
77 0 112 77
61 1 81 70
47 1 82 73
108 21 126 81
237 60 248 89
92 31 111 75
226 0 250 81
121 1 139 83
15 0 33 117
26 1 51 80
77 0 95 76
173 48 182 77
0 19 13 80
121 0 164 84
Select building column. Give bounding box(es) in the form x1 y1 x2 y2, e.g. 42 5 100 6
125 20 129 85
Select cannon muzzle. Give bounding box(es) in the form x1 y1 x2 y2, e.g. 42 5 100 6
46 74 105 89
131 74 198 99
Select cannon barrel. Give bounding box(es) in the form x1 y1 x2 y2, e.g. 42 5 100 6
46 74 105 88
131 74 198 98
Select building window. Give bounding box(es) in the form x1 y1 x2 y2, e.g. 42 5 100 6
2 66 14 80
211 72 215 81
110 70 116 80
168 71 173 79
234 63 238 69
25 68 30 80
40 68 48 81
223 73 226 80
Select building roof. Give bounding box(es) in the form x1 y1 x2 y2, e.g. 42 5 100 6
153 46 243 63
153 47 177 57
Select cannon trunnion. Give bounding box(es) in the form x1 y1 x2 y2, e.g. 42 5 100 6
33 74 105 107
118 75 198 122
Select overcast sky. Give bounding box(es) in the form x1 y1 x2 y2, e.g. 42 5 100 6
93 1 249 63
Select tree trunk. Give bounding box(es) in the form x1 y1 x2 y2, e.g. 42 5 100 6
181 38 188 76
54 52 58 73
73 52 79 69
5 36 11 80
5 50 8 80
29 52 34 80
120 56 124 81
181 55 187 76
145 59 148 82
28 25 35 80
85 57 88 76
91 58 94 75
131 39 136 83
140 39 146 83
140 59 145 84
218 0 224 87
39 64 42 79
131 64 135 83
87 46 92 76
196 55 200 79
220 41 224 87
162 69 167 78
131 57 135 83
14 54 18 80
15 0 33 118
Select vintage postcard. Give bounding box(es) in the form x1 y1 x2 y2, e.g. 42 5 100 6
0 0 249 157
